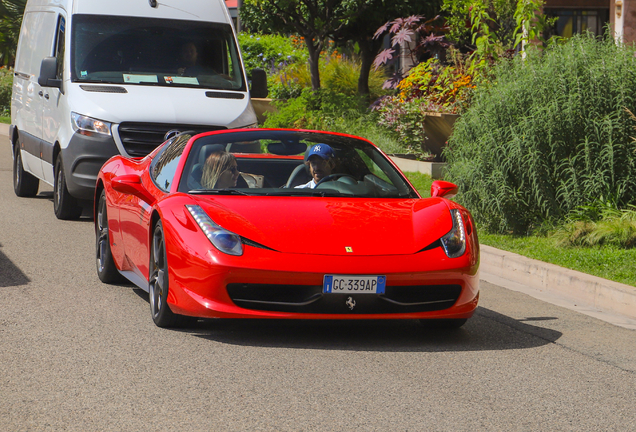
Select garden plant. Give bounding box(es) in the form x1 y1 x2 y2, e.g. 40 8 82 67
444 34 636 236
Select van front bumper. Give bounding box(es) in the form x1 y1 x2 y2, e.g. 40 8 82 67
62 132 120 201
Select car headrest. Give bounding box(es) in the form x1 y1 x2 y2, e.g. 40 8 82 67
198 144 225 165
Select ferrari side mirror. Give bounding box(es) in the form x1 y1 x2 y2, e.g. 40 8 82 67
112 174 155 204
431 180 458 199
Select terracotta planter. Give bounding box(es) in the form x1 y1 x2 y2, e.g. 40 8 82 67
251 98 278 124
421 112 459 158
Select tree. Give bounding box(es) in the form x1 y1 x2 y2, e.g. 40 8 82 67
0 0 26 66
332 0 441 96
442 0 517 50
241 0 365 91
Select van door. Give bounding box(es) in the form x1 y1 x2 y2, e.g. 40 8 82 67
13 11 58 180
42 14 67 185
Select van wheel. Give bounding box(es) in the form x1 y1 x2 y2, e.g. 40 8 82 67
13 144 39 197
54 154 83 220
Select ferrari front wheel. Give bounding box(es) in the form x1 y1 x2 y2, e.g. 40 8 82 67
96 190 124 283
149 220 181 328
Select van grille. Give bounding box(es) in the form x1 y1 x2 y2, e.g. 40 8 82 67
117 122 226 157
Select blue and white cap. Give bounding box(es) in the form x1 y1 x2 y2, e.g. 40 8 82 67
304 144 334 162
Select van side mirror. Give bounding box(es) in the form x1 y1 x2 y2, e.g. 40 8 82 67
250 68 268 98
431 180 458 199
38 57 63 90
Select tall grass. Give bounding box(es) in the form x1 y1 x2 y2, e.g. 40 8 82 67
268 53 387 100
444 34 636 233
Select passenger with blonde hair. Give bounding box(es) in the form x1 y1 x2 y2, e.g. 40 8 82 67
201 150 239 189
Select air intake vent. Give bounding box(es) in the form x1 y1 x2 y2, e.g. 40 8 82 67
117 122 226 157
80 85 128 93
205 91 245 99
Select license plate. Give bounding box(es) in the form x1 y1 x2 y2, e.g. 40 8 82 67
323 275 386 294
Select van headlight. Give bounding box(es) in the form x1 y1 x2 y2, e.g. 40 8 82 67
186 205 243 256
440 209 467 258
71 112 112 136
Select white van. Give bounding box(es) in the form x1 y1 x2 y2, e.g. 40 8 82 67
11 0 266 219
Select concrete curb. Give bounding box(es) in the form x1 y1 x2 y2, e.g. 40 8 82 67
390 156 446 179
0 123 10 138
480 244 636 324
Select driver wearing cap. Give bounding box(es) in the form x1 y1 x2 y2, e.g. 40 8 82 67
296 144 336 189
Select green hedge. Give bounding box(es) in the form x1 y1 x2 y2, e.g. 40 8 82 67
445 34 636 233
237 33 304 77
0 67 12 116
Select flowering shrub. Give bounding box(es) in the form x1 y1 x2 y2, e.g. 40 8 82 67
268 62 309 100
373 54 477 157
374 97 427 156
268 51 388 100
372 15 450 89
396 57 476 113
238 33 305 77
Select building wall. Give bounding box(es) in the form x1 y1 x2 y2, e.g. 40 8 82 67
611 0 636 44
546 0 608 7
543 0 636 45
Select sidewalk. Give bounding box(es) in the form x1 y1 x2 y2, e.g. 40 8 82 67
480 245 636 329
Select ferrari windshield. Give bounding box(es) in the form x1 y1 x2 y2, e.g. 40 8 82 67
71 15 245 91
174 130 418 198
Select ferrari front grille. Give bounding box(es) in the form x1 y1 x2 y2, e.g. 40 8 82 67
226 283 462 314
117 122 226 157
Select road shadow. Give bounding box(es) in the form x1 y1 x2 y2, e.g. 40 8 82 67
37 191 94 221
163 306 563 353
131 287 562 353
0 242 30 287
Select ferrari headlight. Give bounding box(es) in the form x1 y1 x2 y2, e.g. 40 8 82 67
440 209 466 258
71 112 112 136
186 205 243 256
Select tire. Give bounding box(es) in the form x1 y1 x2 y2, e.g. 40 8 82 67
149 220 182 328
418 318 468 329
95 190 124 284
13 143 39 197
54 154 83 220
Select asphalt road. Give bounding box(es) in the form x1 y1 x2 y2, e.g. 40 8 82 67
1 137 636 431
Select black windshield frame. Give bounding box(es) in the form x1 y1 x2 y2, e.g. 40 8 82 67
177 130 419 198
71 14 246 91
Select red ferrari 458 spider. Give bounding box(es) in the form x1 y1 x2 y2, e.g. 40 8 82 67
95 129 479 328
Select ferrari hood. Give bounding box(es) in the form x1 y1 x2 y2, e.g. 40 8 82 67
192 196 453 256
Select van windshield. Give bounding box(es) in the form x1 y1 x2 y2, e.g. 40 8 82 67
71 15 246 91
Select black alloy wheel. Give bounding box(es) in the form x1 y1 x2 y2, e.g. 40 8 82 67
13 142 39 197
54 154 83 220
96 190 124 283
149 220 183 328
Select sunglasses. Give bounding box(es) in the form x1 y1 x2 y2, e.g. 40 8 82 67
223 166 239 175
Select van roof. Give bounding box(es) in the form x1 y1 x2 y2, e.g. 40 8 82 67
26 0 231 24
